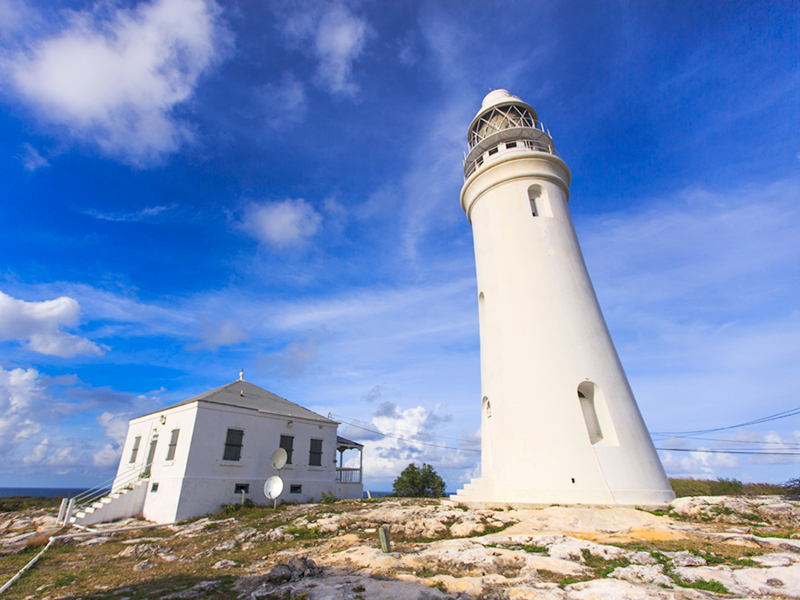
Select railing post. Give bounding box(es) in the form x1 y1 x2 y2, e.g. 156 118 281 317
65 498 75 526
56 498 68 525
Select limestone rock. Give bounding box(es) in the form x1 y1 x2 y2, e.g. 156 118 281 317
627 551 658 565
449 520 485 537
133 559 155 571
212 559 235 569
609 564 672 586
566 578 679 599
665 551 706 567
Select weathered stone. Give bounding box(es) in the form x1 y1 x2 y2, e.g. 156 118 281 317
627 551 658 565
133 559 155 571
665 550 706 567
234 527 257 542
566 578 679 599
450 520 485 537
609 564 672 586
212 559 235 569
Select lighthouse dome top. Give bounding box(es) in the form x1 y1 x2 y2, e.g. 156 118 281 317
481 89 520 110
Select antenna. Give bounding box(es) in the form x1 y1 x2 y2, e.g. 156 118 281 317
269 448 288 470
264 476 284 505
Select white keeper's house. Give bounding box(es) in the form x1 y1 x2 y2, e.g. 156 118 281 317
71 376 363 525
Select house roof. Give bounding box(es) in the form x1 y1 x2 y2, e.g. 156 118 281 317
140 380 338 425
336 435 364 449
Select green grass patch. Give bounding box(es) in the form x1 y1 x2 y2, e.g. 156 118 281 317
673 577 729 593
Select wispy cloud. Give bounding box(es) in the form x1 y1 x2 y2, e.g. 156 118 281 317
187 317 249 351
83 204 176 222
276 0 370 97
19 142 49 171
259 72 307 129
2 0 233 165
0 290 104 357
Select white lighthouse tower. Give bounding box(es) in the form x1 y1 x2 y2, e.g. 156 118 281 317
452 90 674 507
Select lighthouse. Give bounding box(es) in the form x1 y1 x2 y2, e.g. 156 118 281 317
452 90 674 507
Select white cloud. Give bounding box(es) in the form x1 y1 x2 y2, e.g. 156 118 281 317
341 401 476 486
0 367 47 456
240 198 322 248
0 290 104 357
3 0 232 165
19 142 49 171
277 1 370 96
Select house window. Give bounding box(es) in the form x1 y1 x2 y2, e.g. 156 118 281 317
223 429 244 461
151 482 159 492
234 483 249 494
309 439 323 467
129 436 141 463
290 485 302 494
280 435 294 465
145 434 158 470
166 429 180 461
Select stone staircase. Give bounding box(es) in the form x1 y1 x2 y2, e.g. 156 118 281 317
70 480 148 526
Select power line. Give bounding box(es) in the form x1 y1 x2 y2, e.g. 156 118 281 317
652 435 800 449
656 447 800 456
652 405 800 436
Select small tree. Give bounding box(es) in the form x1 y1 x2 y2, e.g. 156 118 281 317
392 463 446 498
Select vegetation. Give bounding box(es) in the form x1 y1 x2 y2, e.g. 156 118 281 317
392 463 446 498
669 477 785 497
0 496 64 512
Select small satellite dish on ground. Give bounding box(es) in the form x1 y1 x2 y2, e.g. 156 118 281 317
270 448 288 470
264 476 283 500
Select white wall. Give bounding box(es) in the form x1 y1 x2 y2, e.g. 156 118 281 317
173 403 339 521
458 141 674 507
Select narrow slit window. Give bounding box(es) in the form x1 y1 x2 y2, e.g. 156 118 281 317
309 438 323 466
578 386 603 443
166 429 179 461
129 436 141 463
223 428 244 461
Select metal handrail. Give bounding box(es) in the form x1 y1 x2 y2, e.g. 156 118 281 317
72 463 151 509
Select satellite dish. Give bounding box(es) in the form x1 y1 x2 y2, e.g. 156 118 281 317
264 476 284 500
270 448 288 470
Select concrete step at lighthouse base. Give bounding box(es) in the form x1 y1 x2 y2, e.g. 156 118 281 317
450 475 494 504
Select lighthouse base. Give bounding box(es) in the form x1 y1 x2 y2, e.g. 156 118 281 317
450 475 674 510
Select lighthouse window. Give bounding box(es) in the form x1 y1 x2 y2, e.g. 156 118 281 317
505 141 517 148
488 146 499 156
476 156 484 167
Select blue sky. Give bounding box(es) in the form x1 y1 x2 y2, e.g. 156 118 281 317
0 0 798 492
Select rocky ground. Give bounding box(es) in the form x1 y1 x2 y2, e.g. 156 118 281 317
1 495 800 599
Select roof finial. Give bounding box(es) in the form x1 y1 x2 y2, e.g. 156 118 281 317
239 368 244 381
